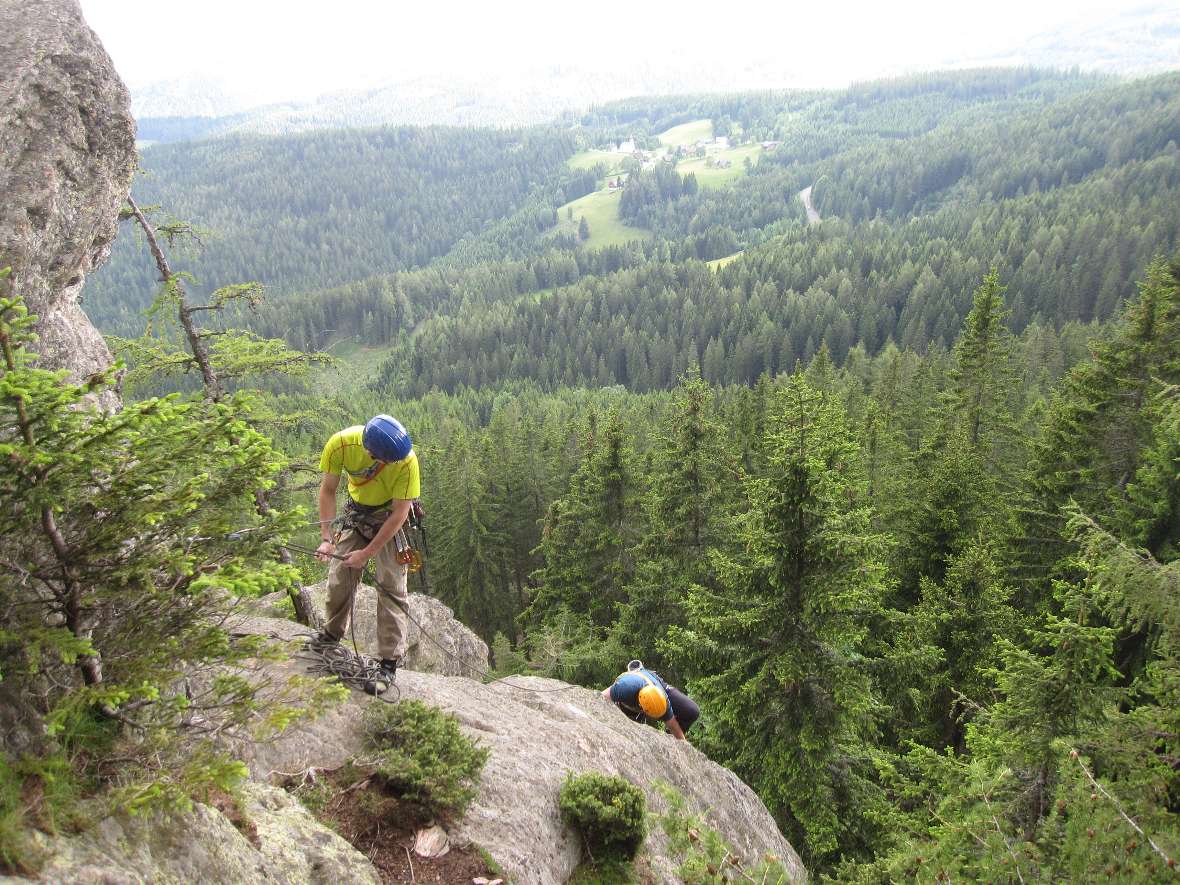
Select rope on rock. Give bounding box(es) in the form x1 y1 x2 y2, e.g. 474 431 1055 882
280 542 580 696
294 631 402 704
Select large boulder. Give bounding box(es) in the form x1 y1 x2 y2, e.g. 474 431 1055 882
237 616 805 885
0 0 135 412
253 583 490 678
7 615 803 883
0 782 380 885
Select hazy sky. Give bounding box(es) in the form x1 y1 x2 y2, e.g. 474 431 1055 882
80 0 1140 104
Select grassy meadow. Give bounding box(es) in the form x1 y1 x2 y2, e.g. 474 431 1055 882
553 188 652 250
674 143 762 187
658 119 713 147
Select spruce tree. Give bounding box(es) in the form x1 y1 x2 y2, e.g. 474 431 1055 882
0 287 342 820
895 271 1022 606
429 429 512 640
523 411 636 683
668 375 890 868
1019 256 1180 605
612 367 739 677
841 509 1180 883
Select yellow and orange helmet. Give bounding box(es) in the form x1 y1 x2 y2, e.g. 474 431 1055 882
638 684 668 718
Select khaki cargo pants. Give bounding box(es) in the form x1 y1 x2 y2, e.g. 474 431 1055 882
324 526 409 661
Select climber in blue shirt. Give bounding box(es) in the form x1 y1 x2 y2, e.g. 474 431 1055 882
600 660 700 741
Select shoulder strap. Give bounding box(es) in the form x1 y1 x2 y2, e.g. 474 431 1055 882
351 461 387 488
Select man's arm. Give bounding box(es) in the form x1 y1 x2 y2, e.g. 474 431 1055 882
601 687 613 701
315 472 341 561
665 717 686 741
341 498 412 569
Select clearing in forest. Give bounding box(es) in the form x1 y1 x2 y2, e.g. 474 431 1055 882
674 143 762 188
707 250 744 270
316 338 399 394
566 149 631 175
553 188 652 250
658 119 714 147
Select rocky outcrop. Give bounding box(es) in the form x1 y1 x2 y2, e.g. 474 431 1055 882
253 583 490 678
3 782 380 885
0 0 136 411
237 616 804 885
7 613 803 883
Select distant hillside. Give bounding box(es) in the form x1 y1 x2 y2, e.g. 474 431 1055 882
128 4 1178 140
83 126 583 334
89 69 1180 364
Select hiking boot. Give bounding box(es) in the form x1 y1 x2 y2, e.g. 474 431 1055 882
308 630 340 648
364 658 399 695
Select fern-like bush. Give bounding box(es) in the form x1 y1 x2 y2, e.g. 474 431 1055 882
361 700 489 817
559 772 646 858
652 781 793 884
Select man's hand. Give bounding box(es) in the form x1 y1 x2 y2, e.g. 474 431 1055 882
601 687 613 701
315 540 336 562
342 547 374 569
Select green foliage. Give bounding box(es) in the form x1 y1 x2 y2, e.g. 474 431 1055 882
1019 256 1180 597
612 367 738 677
652 781 793 884
0 751 84 875
567 856 639 884
0 289 345 844
835 502 1180 883
85 126 582 337
361 700 489 818
558 772 646 859
524 411 638 681
667 375 893 867
489 632 528 678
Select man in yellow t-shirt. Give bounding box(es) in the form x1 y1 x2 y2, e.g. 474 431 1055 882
314 414 420 694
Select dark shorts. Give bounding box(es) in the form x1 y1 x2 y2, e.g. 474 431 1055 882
615 684 700 733
667 685 699 733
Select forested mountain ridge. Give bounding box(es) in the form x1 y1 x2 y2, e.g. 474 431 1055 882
345 73 1180 394
88 68 1180 379
83 126 584 335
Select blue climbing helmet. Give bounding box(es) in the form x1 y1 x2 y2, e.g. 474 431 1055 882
362 415 412 463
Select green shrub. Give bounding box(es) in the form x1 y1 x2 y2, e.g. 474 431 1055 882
559 772 646 859
0 755 36 875
652 781 792 884
0 287 343 823
0 751 88 875
489 632 527 678
567 856 639 884
361 700 489 817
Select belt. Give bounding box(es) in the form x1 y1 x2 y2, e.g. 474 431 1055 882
337 498 392 541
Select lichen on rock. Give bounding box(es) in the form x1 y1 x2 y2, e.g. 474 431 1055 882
0 0 136 413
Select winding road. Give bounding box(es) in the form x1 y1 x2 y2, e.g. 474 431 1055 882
798 185 821 225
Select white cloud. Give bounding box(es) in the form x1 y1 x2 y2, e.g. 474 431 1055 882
79 0 1154 103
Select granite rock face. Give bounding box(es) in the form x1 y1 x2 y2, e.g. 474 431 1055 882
0 782 380 885
6 613 804 884
0 0 136 411
236 616 806 885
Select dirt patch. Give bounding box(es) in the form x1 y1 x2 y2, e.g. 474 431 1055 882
205 787 261 847
283 766 500 884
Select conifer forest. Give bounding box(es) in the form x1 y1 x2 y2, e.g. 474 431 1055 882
8 56 1180 880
